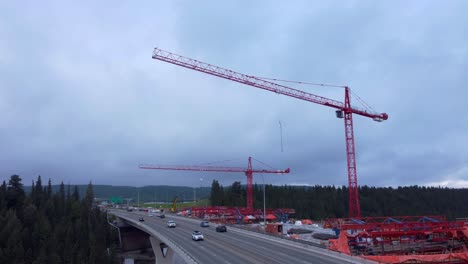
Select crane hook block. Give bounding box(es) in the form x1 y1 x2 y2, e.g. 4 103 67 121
335 110 344 119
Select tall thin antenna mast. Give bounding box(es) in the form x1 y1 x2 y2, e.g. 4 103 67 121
279 121 284 152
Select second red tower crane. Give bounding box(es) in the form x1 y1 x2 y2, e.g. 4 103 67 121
139 157 290 212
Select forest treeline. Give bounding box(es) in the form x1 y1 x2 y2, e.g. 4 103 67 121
22 185 211 204
0 175 119 264
210 180 468 220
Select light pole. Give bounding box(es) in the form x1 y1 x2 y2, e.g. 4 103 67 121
261 174 266 226
200 177 204 217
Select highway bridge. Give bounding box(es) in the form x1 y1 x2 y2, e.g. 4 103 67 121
109 210 373 264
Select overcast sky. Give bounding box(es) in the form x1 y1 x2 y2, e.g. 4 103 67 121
1 1 467 188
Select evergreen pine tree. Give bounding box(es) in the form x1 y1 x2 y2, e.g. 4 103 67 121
0 210 24 263
34 175 43 209
72 186 80 201
6 175 25 210
0 181 7 213
46 178 53 200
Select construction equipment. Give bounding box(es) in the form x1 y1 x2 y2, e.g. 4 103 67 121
151 48 388 218
171 196 178 213
140 157 289 212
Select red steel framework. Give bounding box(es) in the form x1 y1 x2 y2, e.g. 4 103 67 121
151 48 388 218
327 215 468 261
139 157 290 211
188 206 296 223
324 215 449 229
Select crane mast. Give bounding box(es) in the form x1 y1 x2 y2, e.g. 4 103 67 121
140 157 290 211
152 48 388 218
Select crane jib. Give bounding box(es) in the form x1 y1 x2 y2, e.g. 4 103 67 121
152 48 387 121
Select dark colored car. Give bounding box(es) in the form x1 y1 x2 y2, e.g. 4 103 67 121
138 217 144 222
200 221 209 227
159 214 166 218
216 225 227 232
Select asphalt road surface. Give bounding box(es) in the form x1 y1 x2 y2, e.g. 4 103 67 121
112 210 367 264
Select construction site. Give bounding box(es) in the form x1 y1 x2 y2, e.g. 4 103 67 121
142 48 468 263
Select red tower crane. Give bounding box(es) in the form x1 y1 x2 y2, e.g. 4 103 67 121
139 157 289 212
151 48 388 218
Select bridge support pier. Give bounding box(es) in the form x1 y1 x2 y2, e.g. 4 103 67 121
112 214 191 264
150 236 176 264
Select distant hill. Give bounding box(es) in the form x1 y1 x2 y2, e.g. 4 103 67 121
23 184 211 203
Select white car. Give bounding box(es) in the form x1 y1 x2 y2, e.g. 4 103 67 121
167 220 176 228
192 231 204 241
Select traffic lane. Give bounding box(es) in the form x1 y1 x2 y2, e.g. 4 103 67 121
124 213 276 263
152 223 234 263
161 215 345 264
114 211 349 264
151 223 228 264
151 214 342 264
124 212 214 262
164 218 304 264
200 232 288 264
166 220 278 264
141 214 268 263
119 211 233 264
123 211 347 264
210 228 337 264
179 222 334 264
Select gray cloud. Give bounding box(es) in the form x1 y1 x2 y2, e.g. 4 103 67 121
1 1 467 188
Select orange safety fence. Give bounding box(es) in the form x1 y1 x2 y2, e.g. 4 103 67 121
328 231 351 255
363 252 468 263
